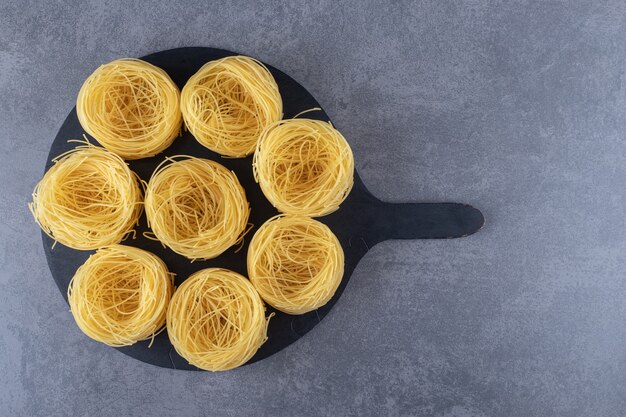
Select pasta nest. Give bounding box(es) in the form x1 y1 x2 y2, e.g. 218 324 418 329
77 58 182 159
29 144 142 250
247 215 344 314
181 56 282 157
253 118 354 217
144 156 250 261
166 268 270 371
68 245 174 347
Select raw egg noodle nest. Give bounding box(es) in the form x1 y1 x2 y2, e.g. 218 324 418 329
144 156 250 261
77 58 182 160
68 245 174 347
247 215 344 315
253 118 354 217
181 55 283 157
166 268 271 371
29 143 143 250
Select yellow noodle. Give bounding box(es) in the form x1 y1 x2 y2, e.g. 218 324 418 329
167 268 271 371
247 215 344 314
253 118 354 217
68 245 174 347
29 143 142 250
181 56 283 157
144 156 250 261
77 59 181 159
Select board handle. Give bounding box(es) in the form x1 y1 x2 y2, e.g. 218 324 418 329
367 202 484 242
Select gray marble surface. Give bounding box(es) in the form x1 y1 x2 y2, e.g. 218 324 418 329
1 1 625 416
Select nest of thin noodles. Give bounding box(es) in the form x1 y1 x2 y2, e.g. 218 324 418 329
68 245 174 347
248 215 344 314
144 157 250 260
181 56 283 157
29 143 143 250
166 268 271 371
76 58 181 159
253 118 354 217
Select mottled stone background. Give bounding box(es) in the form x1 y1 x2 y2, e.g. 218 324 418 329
1 1 624 416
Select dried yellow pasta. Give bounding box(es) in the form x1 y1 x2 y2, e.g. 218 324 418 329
29 143 142 250
77 59 181 159
181 56 282 157
68 245 174 347
167 268 271 371
253 118 354 217
247 215 344 314
144 156 250 261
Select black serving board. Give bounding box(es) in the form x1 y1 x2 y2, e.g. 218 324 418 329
42 47 484 371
